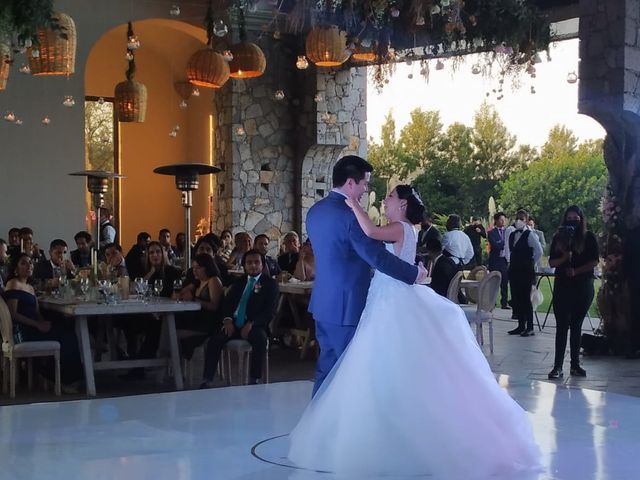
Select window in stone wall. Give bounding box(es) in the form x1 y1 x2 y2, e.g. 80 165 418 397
84 96 119 232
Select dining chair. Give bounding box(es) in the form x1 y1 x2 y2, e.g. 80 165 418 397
446 271 465 304
465 266 488 304
0 296 61 398
220 338 270 386
461 271 502 353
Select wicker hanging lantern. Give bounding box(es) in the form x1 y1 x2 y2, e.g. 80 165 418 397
228 42 266 78
28 12 76 76
186 48 230 88
305 26 350 67
351 46 376 63
185 0 230 88
0 43 10 90
114 22 147 122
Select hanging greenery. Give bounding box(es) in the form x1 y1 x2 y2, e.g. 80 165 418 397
0 0 62 47
279 0 550 88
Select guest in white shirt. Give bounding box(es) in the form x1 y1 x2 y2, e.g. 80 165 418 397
442 214 474 267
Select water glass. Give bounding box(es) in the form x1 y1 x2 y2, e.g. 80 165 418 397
80 277 90 300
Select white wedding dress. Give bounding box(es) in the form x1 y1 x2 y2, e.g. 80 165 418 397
288 222 541 478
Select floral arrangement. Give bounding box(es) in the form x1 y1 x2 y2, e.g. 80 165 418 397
282 0 550 88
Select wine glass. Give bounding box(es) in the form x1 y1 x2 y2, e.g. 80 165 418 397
79 277 90 301
97 279 110 302
153 279 163 300
173 278 183 303
134 277 145 301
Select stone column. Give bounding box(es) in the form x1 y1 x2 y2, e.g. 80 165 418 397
579 0 640 353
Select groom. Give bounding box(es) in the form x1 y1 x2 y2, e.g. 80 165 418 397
307 155 427 395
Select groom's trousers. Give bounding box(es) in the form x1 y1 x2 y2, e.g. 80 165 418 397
313 322 356 397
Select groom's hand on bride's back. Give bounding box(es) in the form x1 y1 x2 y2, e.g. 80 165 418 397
415 262 429 284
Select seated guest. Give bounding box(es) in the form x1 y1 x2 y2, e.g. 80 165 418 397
201 249 279 387
159 228 178 262
176 253 224 358
33 239 77 287
175 232 188 260
70 231 93 267
119 241 182 378
293 239 315 281
19 227 45 263
226 232 253 269
125 231 151 280
278 231 300 274
219 229 234 262
254 234 281 277
2 253 82 387
7 227 21 257
104 243 128 278
0 238 8 289
425 238 457 297
442 215 474 269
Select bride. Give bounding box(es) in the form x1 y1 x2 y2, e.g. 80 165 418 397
288 185 541 478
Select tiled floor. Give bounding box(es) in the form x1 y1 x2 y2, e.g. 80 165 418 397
1 310 640 479
1 377 639 480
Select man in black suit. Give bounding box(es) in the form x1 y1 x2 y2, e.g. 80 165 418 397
463 217 487 266
125 231 151 280
487 212 510 309
254 233 281 277
70 231 92 267
425 238 457 298
201 249 279 387
416 211 441 263
34 239 76 284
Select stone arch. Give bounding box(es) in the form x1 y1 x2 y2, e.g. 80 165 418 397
300 144 351 237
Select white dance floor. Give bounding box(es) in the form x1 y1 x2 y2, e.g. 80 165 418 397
0 377 638 480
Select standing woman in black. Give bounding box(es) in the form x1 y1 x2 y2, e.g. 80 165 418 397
548 206 600 379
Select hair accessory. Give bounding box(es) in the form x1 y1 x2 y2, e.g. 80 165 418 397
411 187 424 206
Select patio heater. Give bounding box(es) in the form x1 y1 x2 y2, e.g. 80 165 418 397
69 170 124 251
153 163 221 271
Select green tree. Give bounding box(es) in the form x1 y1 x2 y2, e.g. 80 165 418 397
540 124 579 159
368 111 414 192
498 147 607 237
398 108 443 171
470 102 521 180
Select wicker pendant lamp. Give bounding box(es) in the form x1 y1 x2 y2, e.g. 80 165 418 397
0 43 10 90
228 6 265 79
351 43 376 63
28 11 76 76
305 26 350 67
186 0 230 89
114 22 147 122
229 41 266 78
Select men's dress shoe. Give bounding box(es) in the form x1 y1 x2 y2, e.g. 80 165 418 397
570 366 587 377
548 367 563 379
520 329 535 337
508 327 524 335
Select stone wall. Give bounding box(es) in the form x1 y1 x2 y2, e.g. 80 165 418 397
211 42 368 251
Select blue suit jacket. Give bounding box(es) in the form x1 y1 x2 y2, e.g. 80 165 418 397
487 228 506 264
307 191 418 326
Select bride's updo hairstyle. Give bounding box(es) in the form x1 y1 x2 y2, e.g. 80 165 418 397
395 185 425 225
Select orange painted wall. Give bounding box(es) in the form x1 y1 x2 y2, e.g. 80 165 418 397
85 21 215 250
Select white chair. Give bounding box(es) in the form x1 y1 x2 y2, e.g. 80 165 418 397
446 271 464 304
220 338 270 386
461 271 502 353
465 266 488 304
0 297 61 398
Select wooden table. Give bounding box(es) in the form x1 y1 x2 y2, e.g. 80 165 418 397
274 281 315 359
39 297 200 396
